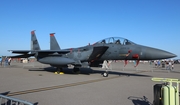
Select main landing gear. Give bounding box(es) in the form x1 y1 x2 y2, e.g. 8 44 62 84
56 67 64 74
55 67 81 74
73 67 81 74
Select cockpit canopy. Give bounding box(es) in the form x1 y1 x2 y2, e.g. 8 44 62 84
96 37 136 45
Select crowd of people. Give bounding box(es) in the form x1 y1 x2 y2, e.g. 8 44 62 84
101 60 176 71
0 57 12 67
152 60 174 70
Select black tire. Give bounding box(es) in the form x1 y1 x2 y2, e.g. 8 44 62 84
57 68 60 74
57 71 60 74
103 72 108 77
153 84 162 105
56 67 63 74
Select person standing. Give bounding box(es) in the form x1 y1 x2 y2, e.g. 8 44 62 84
169 60 172 70
162 61 165 68
108 60 112 69
165 61 169 70
172 63 174 70
149 60 152 65
154 60 157 68
157 60 161 68
8 58 12 65
102 60 109 69
4 57 8 67
0 57 2 66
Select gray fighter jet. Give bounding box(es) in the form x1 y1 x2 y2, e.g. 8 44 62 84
10 31 177 77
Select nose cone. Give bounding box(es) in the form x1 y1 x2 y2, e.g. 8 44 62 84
142 46 177 60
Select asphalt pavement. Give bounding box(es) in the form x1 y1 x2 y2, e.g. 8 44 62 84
0 61 180 105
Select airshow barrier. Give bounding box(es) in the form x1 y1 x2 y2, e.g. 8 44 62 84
0 94 34 105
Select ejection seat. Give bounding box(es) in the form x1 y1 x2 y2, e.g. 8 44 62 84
115 40 121 45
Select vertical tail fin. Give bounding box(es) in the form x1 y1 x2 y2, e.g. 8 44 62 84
31 30 41 50
50 33 61 50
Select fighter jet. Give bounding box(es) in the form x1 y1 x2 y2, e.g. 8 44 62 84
10 31 177 77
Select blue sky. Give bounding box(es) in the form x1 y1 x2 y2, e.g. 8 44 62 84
1 0 180 58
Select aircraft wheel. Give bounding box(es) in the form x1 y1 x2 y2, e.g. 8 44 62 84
57 70 60 74
57 68 63 74
73 68 80 74
103 72 108 77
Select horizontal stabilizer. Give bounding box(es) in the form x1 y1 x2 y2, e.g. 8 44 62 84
9 54 34 58
9 50 31 54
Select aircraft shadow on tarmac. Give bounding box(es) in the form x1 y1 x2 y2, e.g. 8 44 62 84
28 67 151 77
128 96 153 105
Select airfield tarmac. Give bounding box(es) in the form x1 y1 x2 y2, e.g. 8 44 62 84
0 61 180 105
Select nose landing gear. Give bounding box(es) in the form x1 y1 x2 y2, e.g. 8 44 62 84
102 71 109 77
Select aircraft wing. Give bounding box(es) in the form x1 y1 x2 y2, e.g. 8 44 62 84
9 50 70 54
9 50 71 58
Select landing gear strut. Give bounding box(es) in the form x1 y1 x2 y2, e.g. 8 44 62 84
73 68 80 74
56 67 63 74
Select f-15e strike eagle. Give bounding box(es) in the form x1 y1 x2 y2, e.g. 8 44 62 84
9 31 176 77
